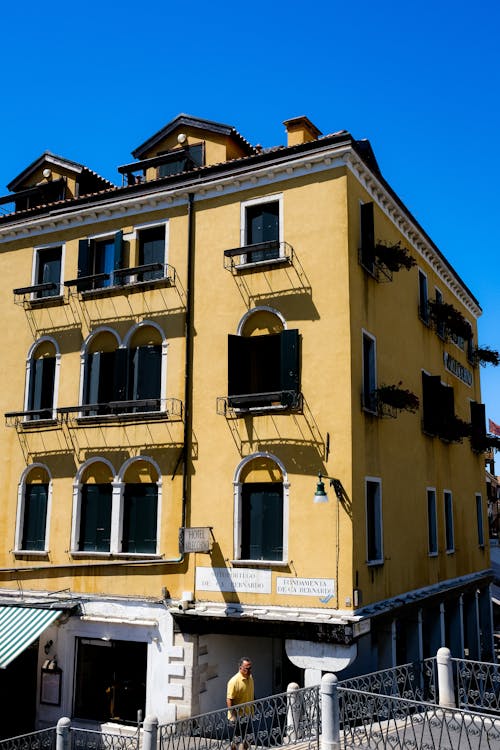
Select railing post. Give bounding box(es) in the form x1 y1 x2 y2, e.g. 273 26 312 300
56 717 71 750
321 674 340 750
286 682 301 741
437 647 456 708
143 715 158 750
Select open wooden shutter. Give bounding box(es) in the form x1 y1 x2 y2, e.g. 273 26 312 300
422 373 441 435
470 401 486 450
113 230 123 270
79 484 112 552
360 202 375 269
78 239 90 278
280 329 300 406
228 335 252 403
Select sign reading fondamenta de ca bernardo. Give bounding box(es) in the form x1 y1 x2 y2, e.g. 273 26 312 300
195 567 272 593
276 577 336 598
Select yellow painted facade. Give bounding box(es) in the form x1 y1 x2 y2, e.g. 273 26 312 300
0 114 493 728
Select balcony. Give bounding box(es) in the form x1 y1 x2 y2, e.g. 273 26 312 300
13 282 64 307
64 262 176 297
57 398 183 424
224 241 293 273
217 390 302 416
5 408 57 428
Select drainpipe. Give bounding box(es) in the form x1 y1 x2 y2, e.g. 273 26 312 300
182 192 195 532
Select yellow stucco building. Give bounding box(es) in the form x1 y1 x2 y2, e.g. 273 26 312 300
0 114 493 733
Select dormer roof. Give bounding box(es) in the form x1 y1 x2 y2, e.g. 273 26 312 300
131 114 256 160
7 151 114 193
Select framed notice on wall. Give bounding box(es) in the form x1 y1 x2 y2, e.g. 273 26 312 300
40 661 62 706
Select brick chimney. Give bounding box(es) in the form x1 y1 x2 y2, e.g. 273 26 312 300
283 116 322 147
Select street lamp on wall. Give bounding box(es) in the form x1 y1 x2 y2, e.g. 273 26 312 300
313 473 343 503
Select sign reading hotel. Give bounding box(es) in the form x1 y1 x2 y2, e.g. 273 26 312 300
444 352 472 386
276 577 336 598
179 527 212 553
196 567 272 593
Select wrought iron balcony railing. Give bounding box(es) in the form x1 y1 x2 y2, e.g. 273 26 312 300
57 398 183 422
218 390 302 415
64 263 176 294
224 241 293 272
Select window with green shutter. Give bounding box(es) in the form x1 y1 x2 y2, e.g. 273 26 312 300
241 483 283 561
122 483 158 554
22 483 48 551
28 356 55 420
78 484 112 552
227 329 299 409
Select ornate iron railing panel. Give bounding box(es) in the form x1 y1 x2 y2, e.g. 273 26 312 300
0 727 56 750
452 658 500 714
339 660 437 703
159 685 320 750
70 728 140 750
338 687 500 749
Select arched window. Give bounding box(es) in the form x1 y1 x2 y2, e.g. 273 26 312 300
26 339 58 420
234 454 288 563
16 465 51 552
77 462 113 552
125 325 163 412
121 459 160 554
81 324 166 416
228 308 299 410
82 330 121 415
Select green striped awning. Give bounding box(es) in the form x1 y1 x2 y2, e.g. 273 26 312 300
0 606 61 668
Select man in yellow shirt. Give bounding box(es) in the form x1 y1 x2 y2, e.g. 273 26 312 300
227 657 254 721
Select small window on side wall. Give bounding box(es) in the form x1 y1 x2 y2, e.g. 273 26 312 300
476 494 485 547
427 489 438 555
362 332 377 413
444 491 454 553
418 270 429 323
366 479 383 564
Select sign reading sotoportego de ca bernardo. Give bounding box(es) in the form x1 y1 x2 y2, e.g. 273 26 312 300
196 567 272 593
276 577 336 597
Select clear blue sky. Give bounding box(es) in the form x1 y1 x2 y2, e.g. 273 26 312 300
1 0 499 420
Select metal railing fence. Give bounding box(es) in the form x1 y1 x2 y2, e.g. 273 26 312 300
70 727 140 750
451 657 500 714
338 659 438 703
159 685 320 750
0 727 56 750
338 686 500 749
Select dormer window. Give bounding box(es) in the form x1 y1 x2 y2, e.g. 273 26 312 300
156 144 204 178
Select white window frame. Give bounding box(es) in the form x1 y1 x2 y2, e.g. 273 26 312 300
71 457 162 557
362 330 377 414
365 477 383 565
24 336 61 420
475 493 485 548
444 490 455 553
232 452 289 566
15 464 53 554
31 242 65 298
427 487 438 556
239 194 284 264
132 220 169 271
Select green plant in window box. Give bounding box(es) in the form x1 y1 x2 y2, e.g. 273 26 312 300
440 416 472 443
472 346 500 368
375 382 420 413
471 433 500 453
374 241 416 273
428 300 471 340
